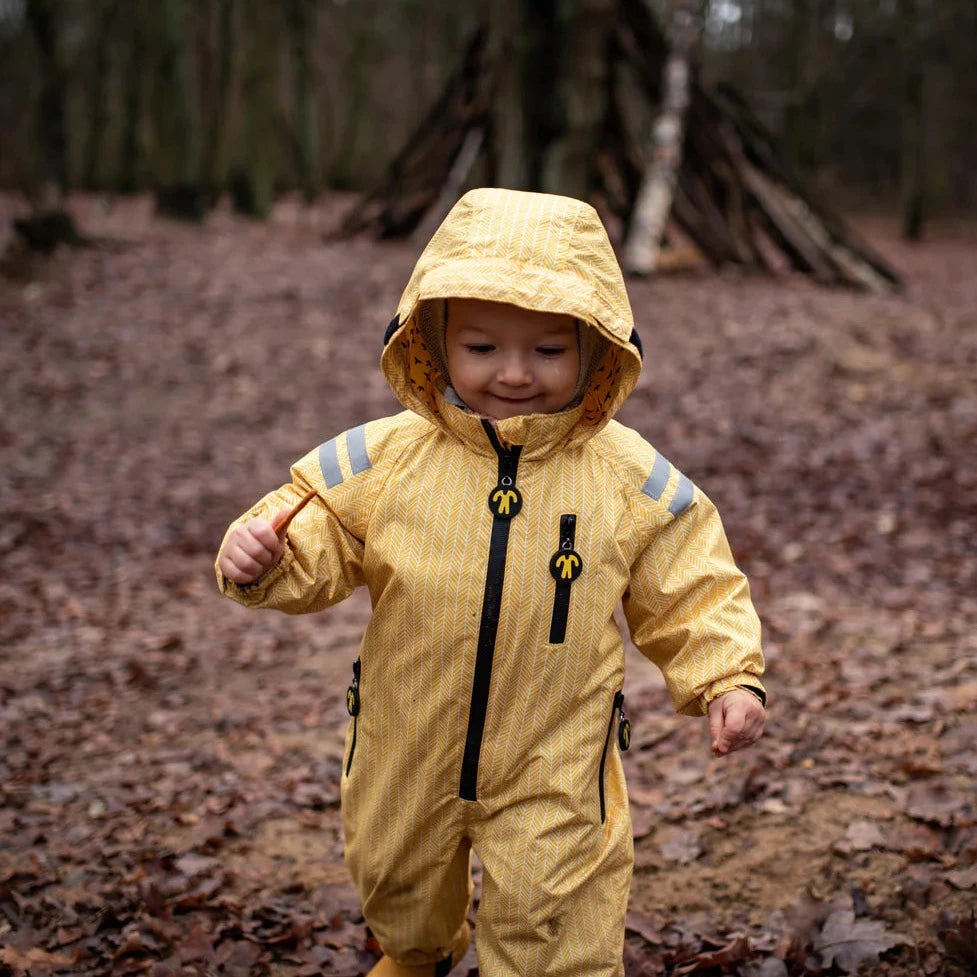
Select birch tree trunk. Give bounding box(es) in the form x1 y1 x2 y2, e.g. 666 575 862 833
623 0 700 275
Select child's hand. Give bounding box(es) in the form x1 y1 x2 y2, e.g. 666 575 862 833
218 516 287 584
708 688 765 757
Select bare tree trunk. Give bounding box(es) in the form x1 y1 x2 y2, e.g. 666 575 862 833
201 0 238 199
13 0 87 252
25 0 67 209
329 13 369 189
486 0 527 188
490 0 616 198
539 0 617 199
119 4 147 192
233 0 281 217
782 0 822 179
899 0 926 240
623 0 699 275
155 0 205 218
288 0 320 201
82 0 120 190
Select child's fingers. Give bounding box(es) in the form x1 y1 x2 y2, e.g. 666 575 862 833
709 692 765 756
222 551 265 583
713 706 745 756
219 539 266 582
235 522 279 562
721 712 764 755
708 698 726 752
248 517 286 551
219 520 284 584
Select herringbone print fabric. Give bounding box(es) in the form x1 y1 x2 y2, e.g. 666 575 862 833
217 189 763 975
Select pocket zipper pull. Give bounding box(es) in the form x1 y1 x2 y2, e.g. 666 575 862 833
617 700 631 752
347 658 361 716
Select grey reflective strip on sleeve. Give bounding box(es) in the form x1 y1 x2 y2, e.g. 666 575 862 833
319 438 343 488
346 424 372 475
641 452 672 501
668 474 695 516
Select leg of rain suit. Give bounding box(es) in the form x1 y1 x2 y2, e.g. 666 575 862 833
472 752 633 976
343 797 472 969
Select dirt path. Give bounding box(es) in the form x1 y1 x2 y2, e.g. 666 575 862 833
1 194 975 975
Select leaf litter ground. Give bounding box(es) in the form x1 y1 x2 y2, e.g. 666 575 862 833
1 194 975 976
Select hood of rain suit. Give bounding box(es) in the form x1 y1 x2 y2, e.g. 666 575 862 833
380 188 644 456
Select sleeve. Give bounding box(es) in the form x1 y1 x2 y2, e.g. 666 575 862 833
622 487 765 717
215 422 389 614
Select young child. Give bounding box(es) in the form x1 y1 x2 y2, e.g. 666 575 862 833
216 188 765 977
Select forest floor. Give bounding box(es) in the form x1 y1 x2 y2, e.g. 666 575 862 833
1 192 975 977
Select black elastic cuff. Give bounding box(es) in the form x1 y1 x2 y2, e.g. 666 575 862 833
738 684 766 706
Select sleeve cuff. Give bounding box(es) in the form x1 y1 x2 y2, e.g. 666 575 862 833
685 673 767 714
216 546 294 607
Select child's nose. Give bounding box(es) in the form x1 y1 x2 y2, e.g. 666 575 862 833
497 354 532 385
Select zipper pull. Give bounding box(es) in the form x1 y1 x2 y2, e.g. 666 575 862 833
617 698 631 752
488 474 522 519
346 658 361 716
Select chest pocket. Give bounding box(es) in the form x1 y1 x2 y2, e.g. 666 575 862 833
548 514 583 644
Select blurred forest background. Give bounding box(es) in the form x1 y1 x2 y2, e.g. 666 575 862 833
3 2 977 976
1 0 976 235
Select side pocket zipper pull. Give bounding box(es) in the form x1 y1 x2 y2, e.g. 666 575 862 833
617 699 631 752
347 658 361 716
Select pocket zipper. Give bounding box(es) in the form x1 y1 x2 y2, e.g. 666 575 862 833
548 514 582 644
345 657 361 775
598 690 627 824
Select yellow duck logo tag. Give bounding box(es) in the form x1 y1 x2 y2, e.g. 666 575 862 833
555 553 580 579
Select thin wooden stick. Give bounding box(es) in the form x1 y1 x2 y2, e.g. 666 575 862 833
271 487 318 537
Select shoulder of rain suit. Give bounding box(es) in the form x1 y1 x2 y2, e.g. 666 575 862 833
216 186 764 716
216 409 434 614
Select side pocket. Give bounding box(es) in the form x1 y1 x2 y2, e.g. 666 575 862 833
598 690 625 824
548 514 582 644
345 657 361 776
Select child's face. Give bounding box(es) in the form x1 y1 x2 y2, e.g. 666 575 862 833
444 299 580 420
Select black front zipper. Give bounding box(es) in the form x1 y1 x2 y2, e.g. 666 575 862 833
598 690 626 823
548 514 582 643
345 657 361 775
459 421 523 801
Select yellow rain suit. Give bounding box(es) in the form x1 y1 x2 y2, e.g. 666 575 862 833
217 188 764 976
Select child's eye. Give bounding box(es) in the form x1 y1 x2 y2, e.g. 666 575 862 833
537 346 567 357
465 344 494 354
